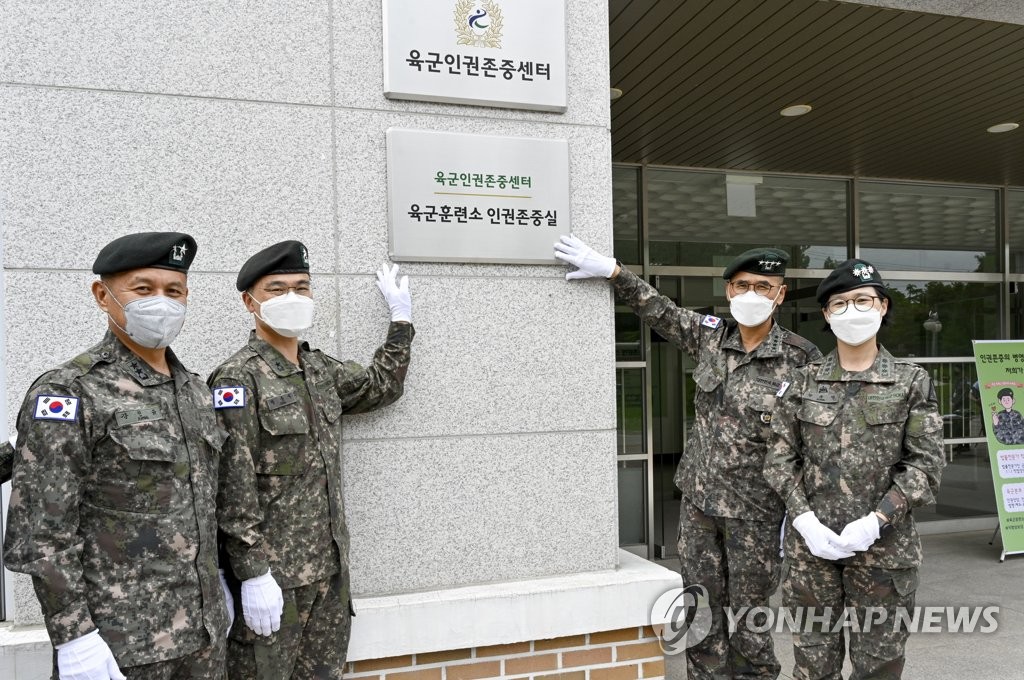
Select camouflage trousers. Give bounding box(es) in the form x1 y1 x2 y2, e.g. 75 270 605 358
50 635 226 680
678 502 783 680
782 559 918 680
227 572 352 680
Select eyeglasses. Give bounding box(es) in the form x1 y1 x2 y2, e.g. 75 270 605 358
729 280 780 297
826 295 882 315
259 284 312 297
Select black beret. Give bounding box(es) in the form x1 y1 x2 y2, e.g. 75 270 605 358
816 258 888 306
998 388 1015 400
92 232 197 275
722 248 789 279
236 240 310 291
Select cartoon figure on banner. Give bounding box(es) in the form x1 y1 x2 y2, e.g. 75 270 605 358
992 386 1024 445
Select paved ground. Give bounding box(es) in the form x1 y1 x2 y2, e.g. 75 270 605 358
2 530 1022 679
658 529 1024 679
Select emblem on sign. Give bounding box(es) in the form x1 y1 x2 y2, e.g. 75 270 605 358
455 0 503 48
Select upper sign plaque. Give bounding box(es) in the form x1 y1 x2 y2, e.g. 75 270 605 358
383 0 568 112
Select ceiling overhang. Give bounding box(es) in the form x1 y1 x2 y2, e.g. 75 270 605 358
610 0 1024 185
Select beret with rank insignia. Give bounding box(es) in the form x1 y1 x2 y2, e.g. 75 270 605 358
722 247 789 279
236 240 310 291
92 232 197 275
816 258 889 306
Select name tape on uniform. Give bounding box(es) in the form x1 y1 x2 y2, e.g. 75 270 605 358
213 386 246 409
34 395 79 421
702 315 722 329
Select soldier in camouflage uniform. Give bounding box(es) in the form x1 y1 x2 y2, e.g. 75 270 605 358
992 387 1024 445
1 436 12 484
3 233 231 680
555 236 821 679
210 241 414 680
765 259 945 680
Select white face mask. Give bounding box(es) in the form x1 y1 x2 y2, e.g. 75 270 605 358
828 307 882 346
104 285 187 349
729 290 780 327
251 291 315 338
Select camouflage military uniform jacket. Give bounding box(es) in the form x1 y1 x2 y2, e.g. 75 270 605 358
0 439 11 484
994 408 1024 445
3 331 228 666
210 322 413 597
765 347 945 569
613 269 821 521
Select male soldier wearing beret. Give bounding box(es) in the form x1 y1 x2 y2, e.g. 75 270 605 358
555 236 821 680
992 387 1024 445
210 241 414 679
3 233 232 680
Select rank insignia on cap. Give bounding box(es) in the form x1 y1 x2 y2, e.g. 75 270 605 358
852 263 875 281
170 242 189 263
702 315 722 329
34 395 79 421
213 386 246 409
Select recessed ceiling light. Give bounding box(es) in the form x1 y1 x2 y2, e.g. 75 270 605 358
987 122 1018 133
610 87 623 101
780 104 812 117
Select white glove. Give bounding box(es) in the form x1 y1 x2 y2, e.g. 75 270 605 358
56 630 126 680
553 235 616 280
792 511 855 561
376 262 412 323
219 569 235 636
838 513 882 552
241 569 283 637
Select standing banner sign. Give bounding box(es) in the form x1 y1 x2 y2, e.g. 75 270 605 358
972 340 1024 561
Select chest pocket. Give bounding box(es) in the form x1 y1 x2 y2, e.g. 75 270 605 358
256 391 309 476
863 404 908 467
93 421 182 514
797 401 840 428
749 394 777 440
316 379 344 424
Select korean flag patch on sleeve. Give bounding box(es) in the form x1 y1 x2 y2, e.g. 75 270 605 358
701 314 722 329
34 395 79 421
213 386 246 409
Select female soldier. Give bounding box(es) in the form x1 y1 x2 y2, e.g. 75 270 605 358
764 259 944 679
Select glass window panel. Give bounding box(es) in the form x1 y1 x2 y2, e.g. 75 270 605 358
876 280 1000 358
615 308 643 362
1009 189 1024 274
859 182 998 273
616 368 646 454
646 169 847 269
617 460 647 545
915 444 995 522
613 165 641 265
1012 276 1024 340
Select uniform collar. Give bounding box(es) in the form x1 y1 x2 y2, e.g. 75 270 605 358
247 330 308 377
722 320 785 357
97 330 185 387
816 344 897 383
